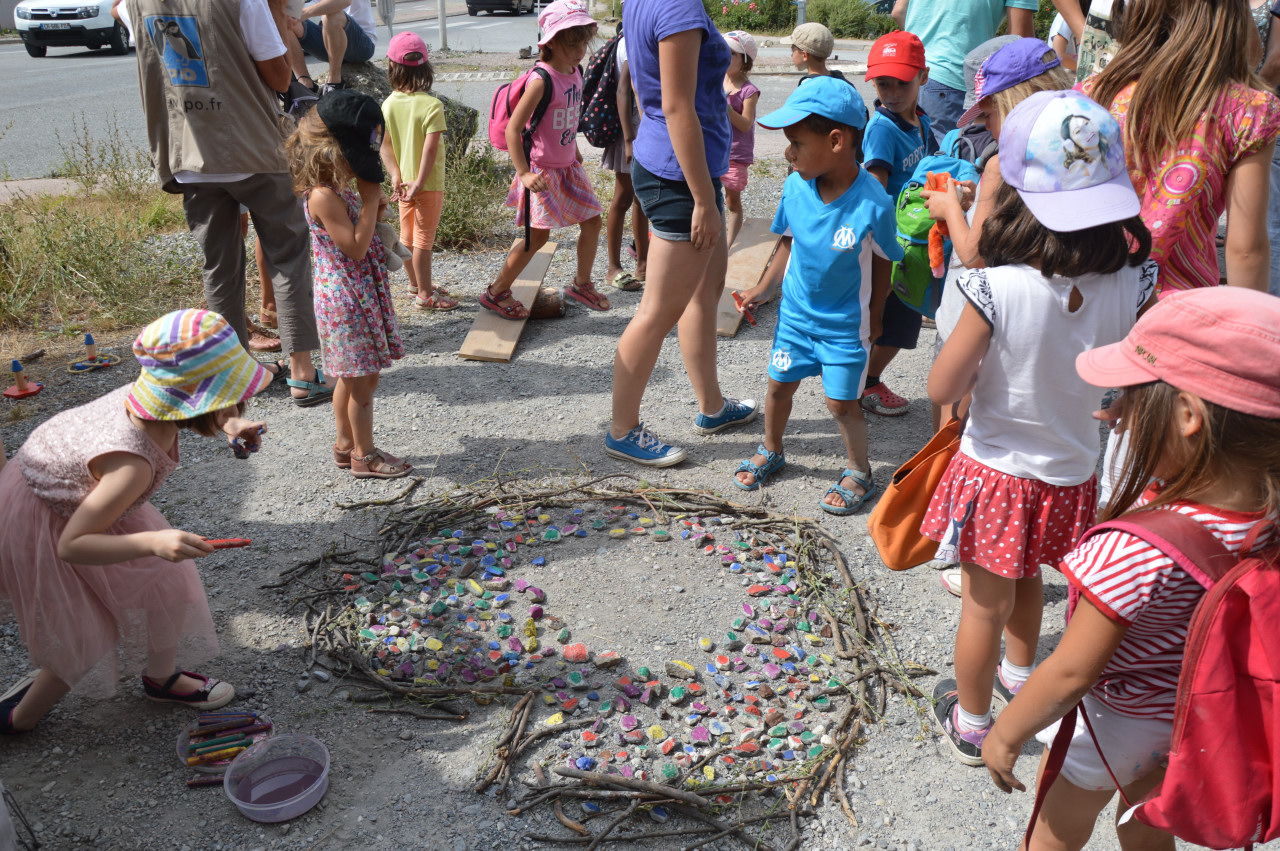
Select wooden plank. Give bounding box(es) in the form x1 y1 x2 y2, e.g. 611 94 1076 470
457 240 557 362
718 218 782 337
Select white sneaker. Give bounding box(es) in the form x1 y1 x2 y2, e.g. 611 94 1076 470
940 567 962 597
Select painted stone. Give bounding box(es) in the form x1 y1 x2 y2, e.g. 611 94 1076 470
563 643 589 664
665 660 696 680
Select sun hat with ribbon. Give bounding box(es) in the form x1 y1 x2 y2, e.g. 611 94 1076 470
126 309 271 421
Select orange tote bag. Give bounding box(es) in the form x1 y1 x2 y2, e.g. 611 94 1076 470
868 417 962 571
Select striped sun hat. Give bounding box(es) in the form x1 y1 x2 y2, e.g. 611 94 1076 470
126 309 271 421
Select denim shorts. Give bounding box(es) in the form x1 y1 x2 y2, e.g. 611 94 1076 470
918 79 966 148
300 13 375 64
631 159 724 242
874 291 924 349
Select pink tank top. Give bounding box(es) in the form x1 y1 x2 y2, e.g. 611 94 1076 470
17 385 179 518
527 62 582 170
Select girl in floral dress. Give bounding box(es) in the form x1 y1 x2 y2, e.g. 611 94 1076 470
288 90 410 479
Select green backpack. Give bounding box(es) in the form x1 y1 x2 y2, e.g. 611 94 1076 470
890 155 979 318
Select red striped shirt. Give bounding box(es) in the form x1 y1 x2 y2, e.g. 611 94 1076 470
1061 501 1274 720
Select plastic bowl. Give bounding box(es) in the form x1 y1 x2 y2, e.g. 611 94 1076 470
223 734 330 823
176 711 273 775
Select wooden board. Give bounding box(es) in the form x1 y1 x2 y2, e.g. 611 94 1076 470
457 240 557 362
717 218 783 337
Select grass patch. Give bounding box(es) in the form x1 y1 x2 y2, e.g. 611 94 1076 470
435 142 513 249
0 115 201 332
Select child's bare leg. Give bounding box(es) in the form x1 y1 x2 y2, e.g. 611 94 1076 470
9 669 69 731
725 187 744 249
606 174 634 282
411 246 433 298
823 396 871 509
254 238 276 318
1115 769 1175 851
1005 573 1043 669
737 379 798 487
490 228 550 297
342 373 380 458
633 200 650 281
333 375 355 453
955 564 1016 719
571 215 608 308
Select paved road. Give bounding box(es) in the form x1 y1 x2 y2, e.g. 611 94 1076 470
0 11 873 181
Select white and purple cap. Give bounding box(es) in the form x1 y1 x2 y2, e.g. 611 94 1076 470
537 0 596 48
956 38 1061 127
999 90 1139 232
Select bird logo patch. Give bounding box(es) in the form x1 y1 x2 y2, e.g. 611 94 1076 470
146 15 207 87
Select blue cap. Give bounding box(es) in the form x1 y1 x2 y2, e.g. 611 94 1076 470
757 76 868 131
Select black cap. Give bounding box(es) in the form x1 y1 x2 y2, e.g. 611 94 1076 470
316 89 385 184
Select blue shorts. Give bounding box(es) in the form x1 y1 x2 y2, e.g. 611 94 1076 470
299 13 375 64
874 292 924 349
767 322 870 401
631 159 724 242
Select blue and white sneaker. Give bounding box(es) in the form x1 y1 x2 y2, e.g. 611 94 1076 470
605 424 687 467
693 398 758 435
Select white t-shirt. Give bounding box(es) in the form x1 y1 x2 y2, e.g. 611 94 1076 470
956 260 1157 486
121 0 284 183
1048 13 1078 60
344 0 376 40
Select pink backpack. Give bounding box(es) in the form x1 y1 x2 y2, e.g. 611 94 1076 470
1028 509 1280 850
487 65 552 153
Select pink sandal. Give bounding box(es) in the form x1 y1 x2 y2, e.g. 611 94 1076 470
480 285 529 320
566 280 610 311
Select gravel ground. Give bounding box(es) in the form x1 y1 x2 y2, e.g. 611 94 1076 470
0 157 1265 851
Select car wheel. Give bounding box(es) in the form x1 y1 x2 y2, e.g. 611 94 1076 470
110 21 128 54
467 3 477 13
24 42 47 57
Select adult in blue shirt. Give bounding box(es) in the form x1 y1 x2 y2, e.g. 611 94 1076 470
892 0 1038 145
606 0 758 468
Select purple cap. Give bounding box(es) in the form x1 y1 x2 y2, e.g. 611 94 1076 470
998 90 1140 232
956 37 1062 127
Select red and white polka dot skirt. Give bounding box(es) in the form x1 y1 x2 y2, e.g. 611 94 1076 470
920 452 1098 579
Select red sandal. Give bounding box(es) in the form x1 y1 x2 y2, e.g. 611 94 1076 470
566 280 610 311
480 285 529 320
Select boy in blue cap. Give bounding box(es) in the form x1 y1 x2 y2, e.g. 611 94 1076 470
736 76 903 515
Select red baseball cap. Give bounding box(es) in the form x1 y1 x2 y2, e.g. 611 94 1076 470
1076 288 1280 419
865 31 926 82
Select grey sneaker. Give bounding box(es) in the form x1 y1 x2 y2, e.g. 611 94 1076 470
932 679 990 767
693 398 758 435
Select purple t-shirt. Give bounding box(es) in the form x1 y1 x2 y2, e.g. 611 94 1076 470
623 0 731 180
728 81 760 165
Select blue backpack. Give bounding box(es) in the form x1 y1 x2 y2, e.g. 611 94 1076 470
890 155 980 318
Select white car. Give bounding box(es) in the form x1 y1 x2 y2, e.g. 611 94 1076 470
14 0 130 57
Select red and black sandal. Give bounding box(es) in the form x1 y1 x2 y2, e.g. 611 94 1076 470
480 285 529 320
142 671 236 710
566 280 610 311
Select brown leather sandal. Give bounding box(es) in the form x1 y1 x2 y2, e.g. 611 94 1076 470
351 449 413 479
333 444 352 469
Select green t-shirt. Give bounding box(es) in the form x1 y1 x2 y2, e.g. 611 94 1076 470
904 0 1041 91
381 90 446 190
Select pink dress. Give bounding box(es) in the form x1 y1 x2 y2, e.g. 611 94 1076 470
0 386 219 698
1078 77 1280 294
305 186 404 378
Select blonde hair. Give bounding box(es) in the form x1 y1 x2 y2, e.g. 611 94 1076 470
988 62 1074 121
1087 0 1262 172
1102 382 1280 524
286 111 351 195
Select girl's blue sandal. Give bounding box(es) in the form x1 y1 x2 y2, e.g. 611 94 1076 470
820 467 875 515
734 445 786 491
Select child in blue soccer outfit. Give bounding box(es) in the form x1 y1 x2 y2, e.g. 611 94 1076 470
860 30 938 418
736 77 903 515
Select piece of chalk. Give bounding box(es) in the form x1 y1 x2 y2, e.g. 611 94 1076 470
206 538 252 549
186 775 225 788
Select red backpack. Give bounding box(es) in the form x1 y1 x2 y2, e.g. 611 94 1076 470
1028 509 1280 850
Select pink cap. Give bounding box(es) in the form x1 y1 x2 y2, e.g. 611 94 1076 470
387 32 429 66
537 0 596 48
1076 288 1280 419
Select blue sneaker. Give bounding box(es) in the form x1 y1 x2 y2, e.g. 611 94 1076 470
605 424 687 467
693 398 758 435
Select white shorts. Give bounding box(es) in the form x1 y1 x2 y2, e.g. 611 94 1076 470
1034 693 1172 791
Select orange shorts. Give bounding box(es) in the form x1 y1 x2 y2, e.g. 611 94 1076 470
398 190 444 252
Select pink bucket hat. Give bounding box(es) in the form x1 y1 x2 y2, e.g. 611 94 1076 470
387 32 429 66
537 0 596 48
1076 288 1280 419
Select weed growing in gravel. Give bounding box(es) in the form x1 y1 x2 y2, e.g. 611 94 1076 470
53 113 154 201
436 143 511 248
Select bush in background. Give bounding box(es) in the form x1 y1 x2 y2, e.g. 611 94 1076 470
805 0 896 39
704 0 795 34
435 142 511 249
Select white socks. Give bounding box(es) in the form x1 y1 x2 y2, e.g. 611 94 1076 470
1001 657 1034 690
956 706 991 733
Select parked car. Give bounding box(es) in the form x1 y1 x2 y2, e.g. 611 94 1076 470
14 0 130 57
466 0 535 15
